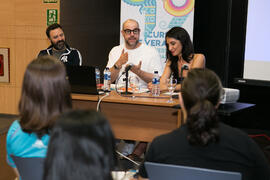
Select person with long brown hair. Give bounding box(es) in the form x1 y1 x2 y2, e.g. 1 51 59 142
6 56 72 179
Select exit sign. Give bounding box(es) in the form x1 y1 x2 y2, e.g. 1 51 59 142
47 9 58 26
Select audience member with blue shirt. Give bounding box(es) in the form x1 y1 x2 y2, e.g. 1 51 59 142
6 56 72 179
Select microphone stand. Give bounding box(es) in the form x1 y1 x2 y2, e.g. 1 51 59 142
180 65 189 84
180 67 184 84
121 70 132 95
125 70 129 94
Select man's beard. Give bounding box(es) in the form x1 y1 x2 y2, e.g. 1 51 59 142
125 37 139 48
52 40 66 50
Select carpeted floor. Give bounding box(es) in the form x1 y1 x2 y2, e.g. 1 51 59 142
0 114 19 135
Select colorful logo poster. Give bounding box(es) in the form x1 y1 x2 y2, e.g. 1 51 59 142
47 9 58 26
121 0 195 61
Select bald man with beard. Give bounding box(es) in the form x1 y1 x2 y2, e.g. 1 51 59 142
107 19 164 89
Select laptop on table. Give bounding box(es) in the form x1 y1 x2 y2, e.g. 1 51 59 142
145 162 241 180
65 65 101 95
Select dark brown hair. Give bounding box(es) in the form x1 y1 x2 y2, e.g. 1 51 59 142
19 55 72 137
46 23 63 38
166 27 194 81
44 110 117 180
181 68 223 146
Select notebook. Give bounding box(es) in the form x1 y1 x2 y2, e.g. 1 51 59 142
145 162 241 180
65 65 100 95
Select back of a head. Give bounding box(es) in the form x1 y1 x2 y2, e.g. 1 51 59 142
181 68 223 146
43 110 117 180
19 56 72 137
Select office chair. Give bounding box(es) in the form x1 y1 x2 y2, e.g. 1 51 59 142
145 161 242 180
11 155 44 180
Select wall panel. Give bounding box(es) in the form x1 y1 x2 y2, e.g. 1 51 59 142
0 0 15 25
0 0 59 115
0 38 16 86
0 87 16 113
15 0 58 26
0 26 16 39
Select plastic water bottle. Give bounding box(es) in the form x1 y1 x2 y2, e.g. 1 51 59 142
152 71 160 96
95 67 100 89
107 68 111 91
103 67 111 92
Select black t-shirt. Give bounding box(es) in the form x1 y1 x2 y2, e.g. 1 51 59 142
38 45 82 66
139 123 270 180
52 49 66 59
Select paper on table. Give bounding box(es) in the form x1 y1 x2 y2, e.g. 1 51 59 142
162 92 179 96
111 84 149 93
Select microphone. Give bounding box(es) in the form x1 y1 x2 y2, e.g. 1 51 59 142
121 63 134 95
125 63 134 72
180 64 189 83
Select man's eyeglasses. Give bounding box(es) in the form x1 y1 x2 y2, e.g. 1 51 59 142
123 28 140 35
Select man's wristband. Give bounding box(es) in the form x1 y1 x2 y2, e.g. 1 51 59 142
114 64 120 70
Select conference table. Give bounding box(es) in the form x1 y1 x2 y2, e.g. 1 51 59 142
72 91 181 142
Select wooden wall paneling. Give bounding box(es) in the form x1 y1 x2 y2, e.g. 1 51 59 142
15 0 59 26
15 39 28 87
15 87 21 114
15 0 47 26
0 26 16 39
27 39 50 60
0 36 17 114
15 39 49 87
0 0 15 26
0 87 17 114
0 38 16 86
0 0 59 114
15 25 47 40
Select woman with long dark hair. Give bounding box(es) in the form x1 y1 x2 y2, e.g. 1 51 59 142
134 26 206 161
6 56 72 179
149 26 205 91
139 68 270 180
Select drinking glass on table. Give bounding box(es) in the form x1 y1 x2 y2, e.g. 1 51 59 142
129 76 140 99
167 77 177 103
